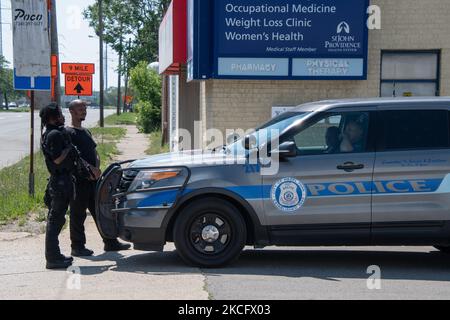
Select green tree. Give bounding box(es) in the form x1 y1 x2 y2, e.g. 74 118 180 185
130 61 162 133
130 61 161 107
83 0 171 70
0 56 26 108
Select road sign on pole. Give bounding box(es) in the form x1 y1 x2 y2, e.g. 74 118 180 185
11 0 51 91
64 74 93 96
61 63 95 75
11 0 52 197
62 62 95 96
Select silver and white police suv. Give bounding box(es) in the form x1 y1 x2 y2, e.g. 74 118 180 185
96 97 450 267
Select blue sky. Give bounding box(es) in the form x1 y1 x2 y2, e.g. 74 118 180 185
2 0 119 90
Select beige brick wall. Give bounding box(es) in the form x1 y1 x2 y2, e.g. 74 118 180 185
202 0 450 135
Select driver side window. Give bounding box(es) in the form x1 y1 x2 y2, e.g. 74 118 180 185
293 112 370 156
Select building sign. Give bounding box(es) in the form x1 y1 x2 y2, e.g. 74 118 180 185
188 0 369 81
159 0 187 75
11 0 51 91
292 58 364 77
187 0 213 81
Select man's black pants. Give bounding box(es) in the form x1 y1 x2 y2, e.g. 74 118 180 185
46 174 73 261
70 179 116 249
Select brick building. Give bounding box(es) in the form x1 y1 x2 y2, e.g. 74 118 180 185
159 0 450 150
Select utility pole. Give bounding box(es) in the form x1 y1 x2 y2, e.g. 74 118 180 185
0 0 2 57
99 0 104 127
105 44 108 91
116 34 123 115
123 38 131 113
50 0 60 105
0 0 4 109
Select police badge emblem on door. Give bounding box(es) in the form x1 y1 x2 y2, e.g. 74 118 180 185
271 178 307 213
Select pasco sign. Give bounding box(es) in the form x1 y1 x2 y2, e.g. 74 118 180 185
11 0 51 91
188 0 369 81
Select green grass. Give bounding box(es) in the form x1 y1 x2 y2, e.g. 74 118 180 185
90 127 126 170
104 112 137 126
0 107 30 113
90 127 127 141
146 131 170 156
0 153 48 224
0 126 127 225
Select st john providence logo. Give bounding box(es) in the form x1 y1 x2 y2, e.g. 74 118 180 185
271 178 307 213
325 21 361 53
337 21 351 34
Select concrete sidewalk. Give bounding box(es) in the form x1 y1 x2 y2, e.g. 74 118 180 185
114 125 149 162
0 125 209 300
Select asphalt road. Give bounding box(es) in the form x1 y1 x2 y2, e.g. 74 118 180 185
1 217 449 300
0 108 114 169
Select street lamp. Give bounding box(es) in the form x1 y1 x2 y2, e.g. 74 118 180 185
149 62 159 73
89 35 108 90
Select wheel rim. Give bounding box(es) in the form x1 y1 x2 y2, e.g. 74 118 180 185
189 213 231 255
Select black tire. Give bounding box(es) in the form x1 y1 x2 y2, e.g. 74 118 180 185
173 197 247 268
434 246 450 254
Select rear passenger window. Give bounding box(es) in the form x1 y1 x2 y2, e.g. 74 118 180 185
378 110 450 151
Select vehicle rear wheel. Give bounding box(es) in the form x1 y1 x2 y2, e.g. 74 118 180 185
434 246 450 254
173 197 247 268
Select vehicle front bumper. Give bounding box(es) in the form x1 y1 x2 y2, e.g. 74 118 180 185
96 162 191 252
116 206 171 251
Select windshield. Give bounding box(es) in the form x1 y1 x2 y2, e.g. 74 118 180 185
226 112 310 154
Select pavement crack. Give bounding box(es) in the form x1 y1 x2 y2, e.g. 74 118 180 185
200 268 214 300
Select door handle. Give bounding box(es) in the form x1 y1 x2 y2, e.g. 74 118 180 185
337 162 365 172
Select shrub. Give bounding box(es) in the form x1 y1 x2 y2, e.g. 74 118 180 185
136 101 161 133
130 61 162 109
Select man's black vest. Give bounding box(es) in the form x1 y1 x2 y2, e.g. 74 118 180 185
41 125 76 176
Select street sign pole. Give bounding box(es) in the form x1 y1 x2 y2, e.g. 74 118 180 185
99 0 105 127
29 91 35 197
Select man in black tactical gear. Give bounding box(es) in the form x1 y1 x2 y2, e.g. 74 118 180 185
40 103 76 270
67 100 131 257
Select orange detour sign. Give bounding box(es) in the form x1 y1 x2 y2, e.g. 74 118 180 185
62 62 95 96
65 74 93 96
61 63 95 75
123 95 133 104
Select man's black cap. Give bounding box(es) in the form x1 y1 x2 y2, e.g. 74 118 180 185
39 102 60 120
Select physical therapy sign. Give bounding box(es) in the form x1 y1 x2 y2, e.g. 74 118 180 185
188 0 369 81
11 0 51 91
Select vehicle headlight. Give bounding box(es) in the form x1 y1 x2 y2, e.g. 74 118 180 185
128 169 187 192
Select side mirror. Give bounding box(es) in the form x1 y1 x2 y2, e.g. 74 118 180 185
243 135 257 150
272 141 297 158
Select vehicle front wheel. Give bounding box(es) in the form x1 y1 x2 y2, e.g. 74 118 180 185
434 246 450 254
173 197 247 268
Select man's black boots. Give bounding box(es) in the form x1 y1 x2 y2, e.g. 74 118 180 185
104 240 131 252
46 257 73 270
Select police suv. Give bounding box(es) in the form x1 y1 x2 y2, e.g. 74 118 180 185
96 97 450 267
